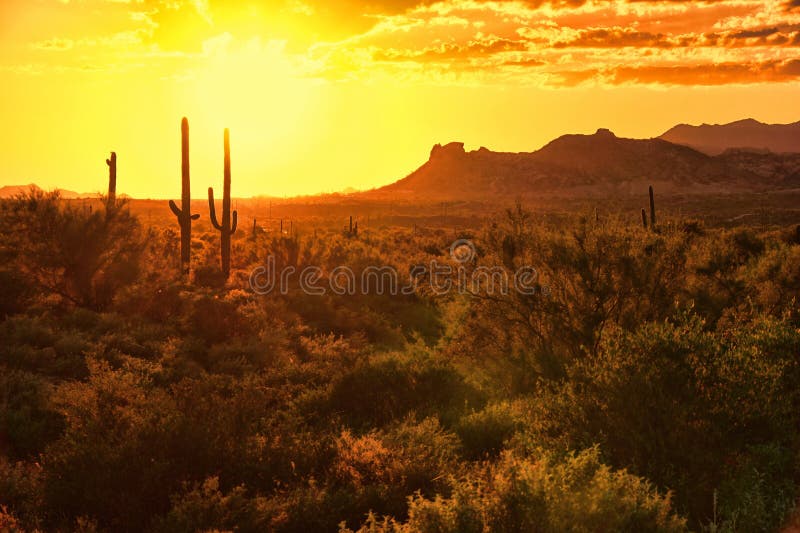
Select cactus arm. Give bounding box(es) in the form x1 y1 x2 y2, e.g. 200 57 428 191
208 187 222 230
191 213 200 220
169 199 182 218
230 210 238 234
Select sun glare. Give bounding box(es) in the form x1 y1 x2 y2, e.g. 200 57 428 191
191 35 316 146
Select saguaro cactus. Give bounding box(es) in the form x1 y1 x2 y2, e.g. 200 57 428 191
169 118 200 275
649 185 656 228
641 208 648 229
347 216 358 237
106 152 117 208
208 128 238 278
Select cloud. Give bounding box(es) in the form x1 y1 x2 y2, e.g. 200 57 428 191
604 59 800 85
374 36 531 62
6 0 800 88
31 38 75 51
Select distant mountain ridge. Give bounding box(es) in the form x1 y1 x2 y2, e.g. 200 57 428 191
4 119 798 201
0 184 91 199
372 128 800 200
659 118 800 155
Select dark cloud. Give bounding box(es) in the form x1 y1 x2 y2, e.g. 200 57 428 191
552 26 800 49
730 27 779 39
374 38 530 62
553 29 674 48
608 60 800 85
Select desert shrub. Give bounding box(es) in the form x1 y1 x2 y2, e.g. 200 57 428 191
0 190 144 310
0 370 63 459
0 317 88 378
0 458 44 529
715 443 796 533
0 268 33 318
0 505 25 532
343 448 687 533
739 243 800 324
187 292 252 344
153 477 277 533
522 313 800 527
320 351 485 430
455 401 525 459
686 228 769 324
461 208 691 387
193 264 228 288
281 418 461 532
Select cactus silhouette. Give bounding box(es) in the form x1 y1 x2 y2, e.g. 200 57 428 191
649 185 656 228
641 208 648 229
208 128 238 278
168 118 200 275
347 216 358 237
106 152 116 210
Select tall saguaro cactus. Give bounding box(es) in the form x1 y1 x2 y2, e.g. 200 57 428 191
106 152 117 208
649 185 656 228
208 128 238 278
169 118 200 275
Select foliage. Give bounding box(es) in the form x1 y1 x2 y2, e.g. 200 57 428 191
1 200 799 532
342 448 687 533
0 190 144 310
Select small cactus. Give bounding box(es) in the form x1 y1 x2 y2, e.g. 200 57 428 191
641 208 648 229
208 128 238 278
105 152 117 209
347 216 358 237
168 118 200 275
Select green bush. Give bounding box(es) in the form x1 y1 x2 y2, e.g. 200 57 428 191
455 401 524 459
523 313 800 527
0 370 63 459
343 448 687 533
321 352 485 429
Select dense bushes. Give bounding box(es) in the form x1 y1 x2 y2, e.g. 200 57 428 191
519 314 800 529
343 448 687 533
0 191 144 310
1 198 799 531
319 351 485 430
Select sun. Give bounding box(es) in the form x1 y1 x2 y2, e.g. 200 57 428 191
182 34 322 194
191 35 317 146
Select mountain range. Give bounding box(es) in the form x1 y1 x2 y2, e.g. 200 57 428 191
660 119 800 155
372 121 800 199
3 119 798 200
0 184 85 199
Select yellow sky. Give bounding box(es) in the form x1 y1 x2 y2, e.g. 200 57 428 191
1 0 799 198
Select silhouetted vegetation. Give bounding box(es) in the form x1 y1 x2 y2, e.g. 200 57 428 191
1 192 799 532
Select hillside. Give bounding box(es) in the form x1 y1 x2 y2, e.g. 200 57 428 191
659 118 800 155
0 184 85 199
373 129 800 200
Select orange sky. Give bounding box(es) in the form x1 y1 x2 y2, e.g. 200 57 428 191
1 0 799 198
